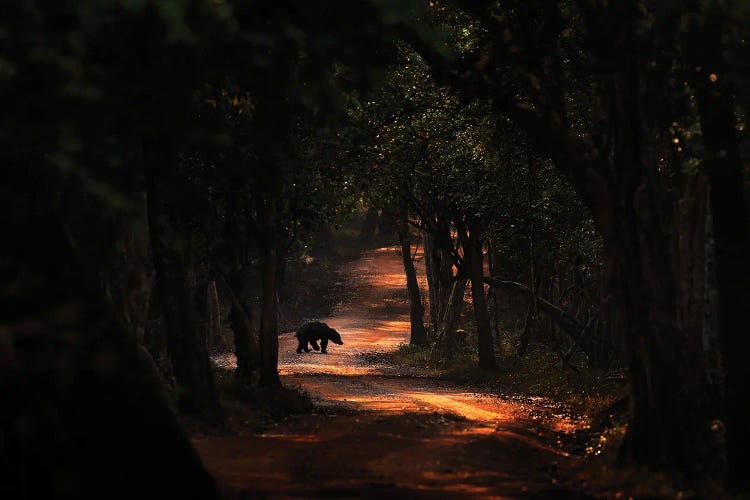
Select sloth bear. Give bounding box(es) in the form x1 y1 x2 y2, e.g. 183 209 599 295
295 321 343 354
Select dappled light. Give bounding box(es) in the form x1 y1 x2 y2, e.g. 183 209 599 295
198 247 587 497
277 247 415 375
6 2 749 498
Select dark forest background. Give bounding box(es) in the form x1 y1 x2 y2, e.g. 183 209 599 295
2 1 750 498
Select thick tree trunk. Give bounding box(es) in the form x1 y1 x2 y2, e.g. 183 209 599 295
149 219 219 417
413 3 721 477
225 275 258 390
579 16 717 475
259 248 280 387
1 203 219 498
3 303 220 500
619 276 718 480
694 70 750 487
396 216 427 346
464 220 497 371
144 143 220 418
606 64 718 475
258 204 281 388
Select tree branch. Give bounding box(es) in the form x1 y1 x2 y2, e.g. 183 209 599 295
483 276 584 341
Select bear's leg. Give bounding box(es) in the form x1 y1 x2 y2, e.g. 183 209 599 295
310 340 320 351
321 338 329 354
296 339 305 353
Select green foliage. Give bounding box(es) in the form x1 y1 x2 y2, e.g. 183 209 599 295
389 342 620 410
6 1 750 479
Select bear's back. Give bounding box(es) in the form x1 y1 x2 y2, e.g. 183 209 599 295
295 321 328 338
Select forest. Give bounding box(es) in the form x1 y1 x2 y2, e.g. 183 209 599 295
2 1 749 498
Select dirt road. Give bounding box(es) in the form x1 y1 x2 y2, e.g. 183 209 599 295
195 248 588 499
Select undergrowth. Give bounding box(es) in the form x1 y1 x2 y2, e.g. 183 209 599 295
389 342 625 417
385 342 702 498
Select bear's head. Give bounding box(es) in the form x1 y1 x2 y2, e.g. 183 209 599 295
327 327 344 345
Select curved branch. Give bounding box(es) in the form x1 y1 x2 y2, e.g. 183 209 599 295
483 276 584 341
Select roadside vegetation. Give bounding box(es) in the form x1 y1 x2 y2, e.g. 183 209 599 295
4 1 750 498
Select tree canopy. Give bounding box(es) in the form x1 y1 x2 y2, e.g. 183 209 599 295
3 0 750 496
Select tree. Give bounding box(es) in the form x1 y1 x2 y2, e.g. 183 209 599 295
0 0 236 492
410 0 749 483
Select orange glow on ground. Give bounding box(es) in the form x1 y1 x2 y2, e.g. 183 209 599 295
200 247 585 498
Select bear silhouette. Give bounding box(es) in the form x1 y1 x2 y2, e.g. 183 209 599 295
295 321 343 354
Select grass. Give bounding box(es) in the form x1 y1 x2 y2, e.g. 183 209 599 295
388 340 626 420
386 339 665 496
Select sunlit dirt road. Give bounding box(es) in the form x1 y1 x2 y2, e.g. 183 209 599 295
195 248 588 499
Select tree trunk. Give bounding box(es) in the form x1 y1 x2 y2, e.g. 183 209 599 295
423 230 439 341
487 243 503 345
436 235 455 326
412 3 721 477
605 50 717 474
225 274 258 390
423 225 454 340
465 221 497 370
144 142 220 418
206 280 222 349
1 198 219 498
258 204 281 388
396 216 427 346
484 278 585 342
693 63 750 487
3 303 221 500
359 204 380 242
436 278 468 356
517 301 534 358
573 169 718 477
565 16 717 475
701 196 721 392
619 281 717 478
144 284 166 367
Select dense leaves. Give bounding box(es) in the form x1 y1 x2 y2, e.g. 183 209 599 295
2 0 750 496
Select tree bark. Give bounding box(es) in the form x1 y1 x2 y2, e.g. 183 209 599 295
144 141 221 418
258 203 281 388
3 303 221 499
144 284 166 367
412 2 721 476
486 243 503 345
693 61 750 487
1 197 219 498
206 280 222 349
464 219 497 371
517 301 534 358
396 216 427 345
423 225 454 340
484 278 585 343
604 45 717 474
423 230 439 341
224 274 258 390
359 204 380 242
436 278 468 355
